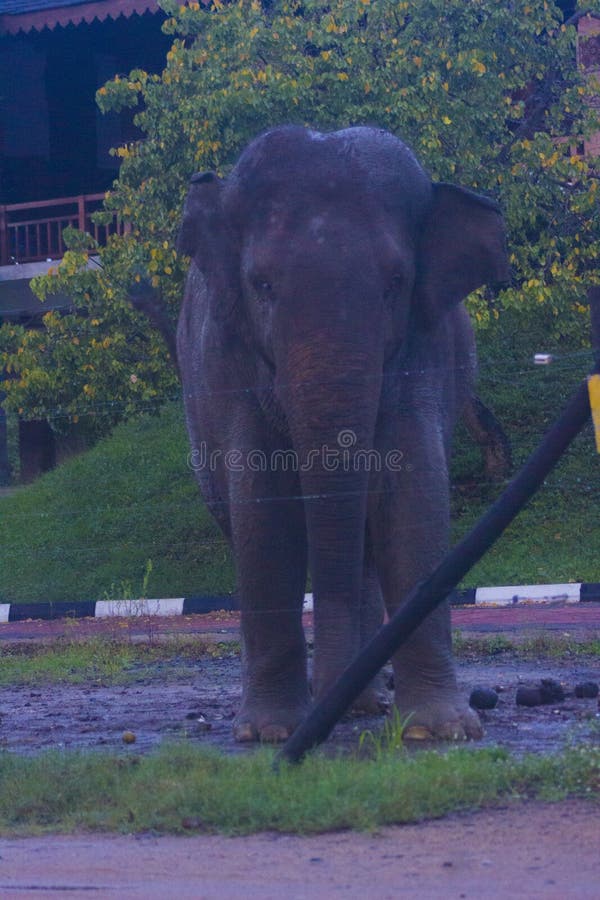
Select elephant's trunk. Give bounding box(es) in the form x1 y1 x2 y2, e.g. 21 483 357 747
276 338 383 699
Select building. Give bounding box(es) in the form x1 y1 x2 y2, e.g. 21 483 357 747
0 0 598 482
0 0 170 481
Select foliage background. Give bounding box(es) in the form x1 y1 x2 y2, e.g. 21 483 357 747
1 0 599 433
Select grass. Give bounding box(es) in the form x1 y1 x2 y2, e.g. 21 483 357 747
0 741 598 836
0 403 235 603
0 639 137 686
0 634 597 837
0 637 237 686
0 632 598 689
450 332 599 586
0 329 598 603
453 631 600 659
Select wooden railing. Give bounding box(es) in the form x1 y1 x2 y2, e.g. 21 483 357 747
0 194 128 266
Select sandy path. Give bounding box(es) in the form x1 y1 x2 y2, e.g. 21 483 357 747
0 799 598 899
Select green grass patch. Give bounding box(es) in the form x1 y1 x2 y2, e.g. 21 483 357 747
453 631 600 659
0 633 597 689
0 404 235 603
1 631 597 689
0 640 136 686
0 638 237 687
0 742 598 836
451 336 599 586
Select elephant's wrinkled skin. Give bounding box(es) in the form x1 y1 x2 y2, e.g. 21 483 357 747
177 126 510 743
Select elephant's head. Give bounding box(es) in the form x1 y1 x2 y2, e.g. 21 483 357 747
178 126 509 666
178 126 509 350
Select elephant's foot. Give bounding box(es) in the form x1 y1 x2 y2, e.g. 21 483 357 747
395 690 483 742
233 701 309 744
351 674 391 717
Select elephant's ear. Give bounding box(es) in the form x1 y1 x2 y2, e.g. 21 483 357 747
414 182 510 329
177 171 239 320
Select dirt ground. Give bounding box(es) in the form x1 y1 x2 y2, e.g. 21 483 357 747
0 799 599 898
0 651 598 756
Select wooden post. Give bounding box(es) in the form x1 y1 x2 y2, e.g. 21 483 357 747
78 195 86 232
0 205 8 265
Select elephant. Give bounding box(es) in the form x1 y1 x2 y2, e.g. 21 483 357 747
174 125 510 743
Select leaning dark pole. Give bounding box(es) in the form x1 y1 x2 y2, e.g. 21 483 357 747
277 294 600 765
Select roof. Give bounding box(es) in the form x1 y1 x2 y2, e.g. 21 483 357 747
0 0 160 35
1 1 97 13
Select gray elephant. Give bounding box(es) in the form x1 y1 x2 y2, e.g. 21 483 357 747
176 126 510 743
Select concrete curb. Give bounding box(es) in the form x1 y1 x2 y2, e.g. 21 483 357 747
1 583 599 624
450 582 600 606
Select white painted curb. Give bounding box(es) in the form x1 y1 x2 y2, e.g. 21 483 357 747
472 583 583 606
1 583 598 625
94 598 185 618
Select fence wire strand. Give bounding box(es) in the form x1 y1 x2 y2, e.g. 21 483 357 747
1 348 598 603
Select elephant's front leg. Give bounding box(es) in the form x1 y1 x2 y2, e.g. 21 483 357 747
230 473 310 743
369 440 482 741
388 600 481 741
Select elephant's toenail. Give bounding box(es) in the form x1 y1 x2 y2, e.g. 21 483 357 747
404 725 432 741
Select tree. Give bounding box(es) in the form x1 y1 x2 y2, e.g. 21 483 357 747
1 0 598 431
